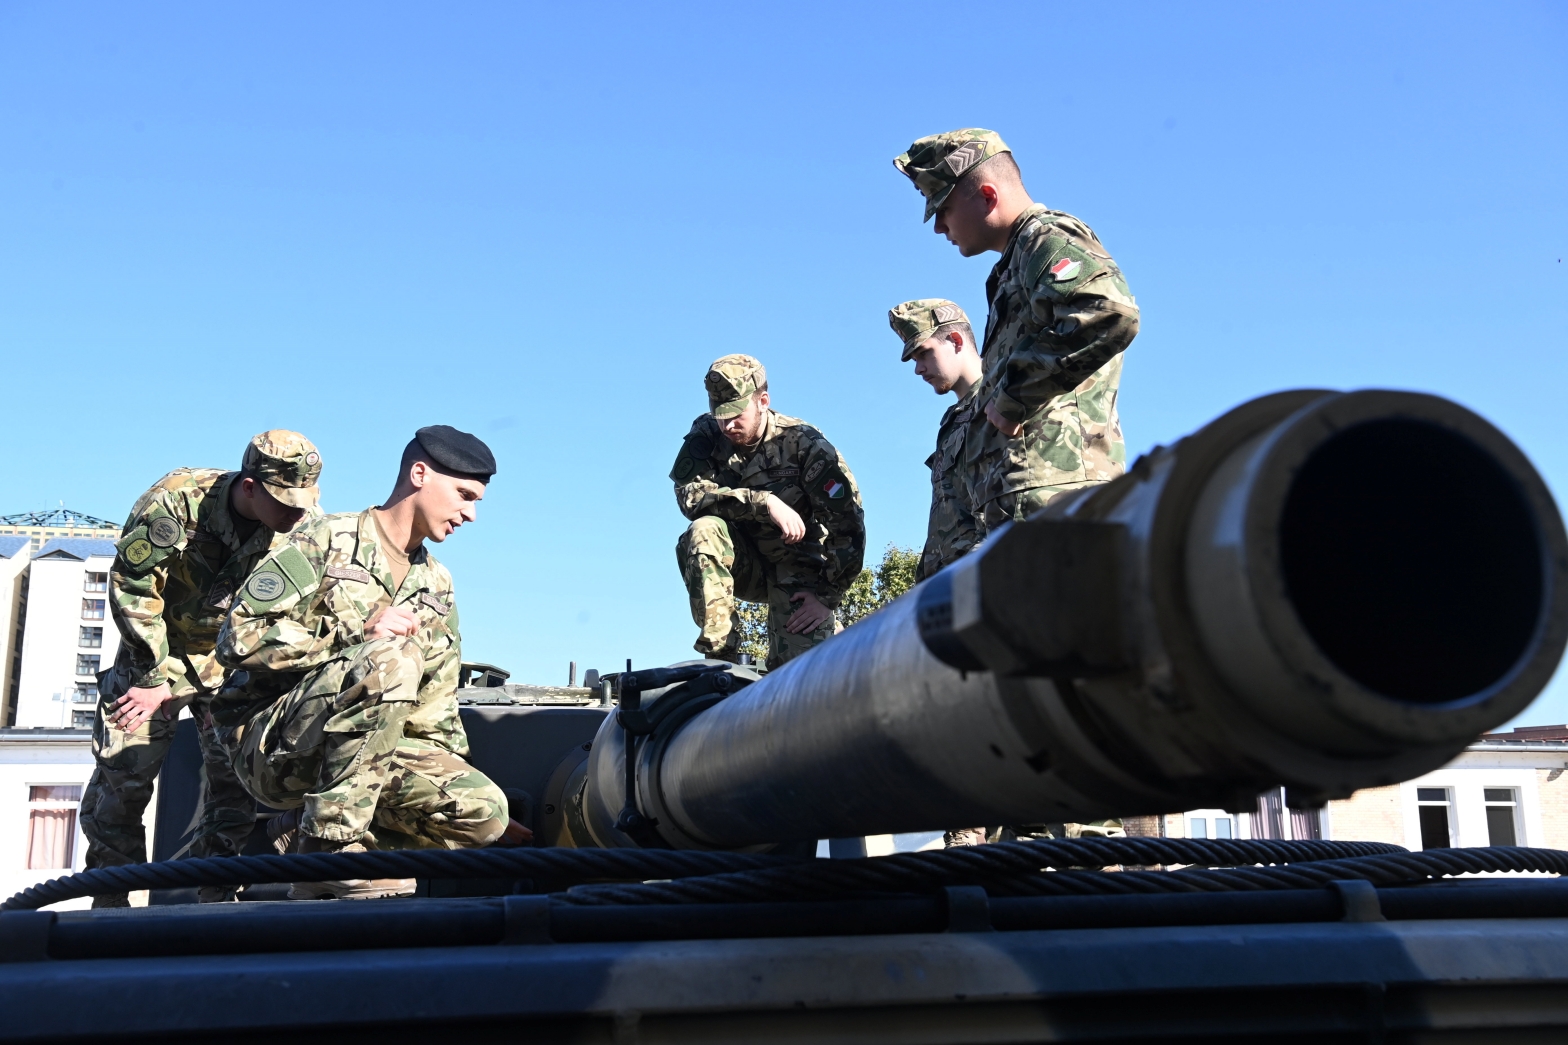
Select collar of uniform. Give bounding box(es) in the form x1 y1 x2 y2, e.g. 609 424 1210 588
204 471 245 552
354 508 433 597
986 204 1049 294
352 508 401 596
734 410 779 478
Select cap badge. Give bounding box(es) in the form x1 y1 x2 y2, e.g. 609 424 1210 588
933 304 962 324
1049 258 1082 283
305 451 320 467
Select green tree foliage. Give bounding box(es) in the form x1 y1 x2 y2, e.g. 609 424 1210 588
734 544 919 663
837 544 920 628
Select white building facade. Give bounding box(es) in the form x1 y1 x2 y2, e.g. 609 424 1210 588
0 729 113 910
0 537 30 726
12 539 121 730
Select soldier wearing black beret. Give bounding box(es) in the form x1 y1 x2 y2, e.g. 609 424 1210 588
215 425 527 900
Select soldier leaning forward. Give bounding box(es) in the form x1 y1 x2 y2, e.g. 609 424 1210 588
80 431 323 906
672 354 866 669
894 128 1139 532
214 426 514 901
889 298 984 582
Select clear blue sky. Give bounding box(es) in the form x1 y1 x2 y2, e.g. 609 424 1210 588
2 2 1565 724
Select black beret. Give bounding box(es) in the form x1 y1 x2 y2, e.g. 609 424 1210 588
414 425 497 482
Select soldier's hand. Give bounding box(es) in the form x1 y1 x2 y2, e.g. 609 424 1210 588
785 591 833 635
108 682 176 733
985 399 1023 437
765 494 807 544
499 818 534 846
365 605 421 641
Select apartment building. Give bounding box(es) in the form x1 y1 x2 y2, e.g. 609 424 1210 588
0 538 28 725
12 539 121 730
0 508 119 554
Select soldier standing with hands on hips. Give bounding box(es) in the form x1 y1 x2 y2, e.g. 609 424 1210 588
894 129 1139 531
80 431 323 906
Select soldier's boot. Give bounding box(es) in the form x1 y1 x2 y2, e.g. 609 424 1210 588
943 828 988 848
197 886 238 903
267 808 303 855
287 839 415 901
91 892 131 909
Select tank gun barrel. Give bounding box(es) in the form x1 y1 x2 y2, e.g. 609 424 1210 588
574 390 1568 849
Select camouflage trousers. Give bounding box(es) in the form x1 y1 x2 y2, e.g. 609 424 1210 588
223 637 507 849
977 482 1101 534
676 515 835 670
81 673 255 870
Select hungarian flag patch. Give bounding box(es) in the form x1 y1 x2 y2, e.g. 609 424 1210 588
823 479 846 499
1049 257 1082 283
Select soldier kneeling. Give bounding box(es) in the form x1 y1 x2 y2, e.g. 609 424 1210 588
215 426 521 899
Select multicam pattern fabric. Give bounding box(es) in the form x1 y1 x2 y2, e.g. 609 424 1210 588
241 429 323 508
670 410 865 665
918 385 983 582
892 128 1012 222
214 510 505 848
968 203 1139 529
81 467 306 871
705 354 768 419
888 298 971 361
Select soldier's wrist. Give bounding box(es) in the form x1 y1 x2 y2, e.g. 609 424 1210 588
132 669 166 689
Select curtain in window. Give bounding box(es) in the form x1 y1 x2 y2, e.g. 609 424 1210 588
26 807 77 869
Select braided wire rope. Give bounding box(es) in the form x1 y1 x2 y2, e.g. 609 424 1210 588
4 836 1407 911
1 846 799 911
565 843 1568 905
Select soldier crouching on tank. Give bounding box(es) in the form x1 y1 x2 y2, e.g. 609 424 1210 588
214 426 524 900
81 431 323 907
673 354 866 669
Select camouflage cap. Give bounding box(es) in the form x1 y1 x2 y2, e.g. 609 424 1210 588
705 354 768 420
892 128 1011 222
241 430 322 508
889 299 972 361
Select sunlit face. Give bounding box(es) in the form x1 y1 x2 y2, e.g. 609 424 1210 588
910 332 969 394
235 478 309 533
717 390 770 446
932 185 995 257
408 463 486 543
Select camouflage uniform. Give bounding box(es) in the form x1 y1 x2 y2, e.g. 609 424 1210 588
80 432 323 881
894 130 1139 532
672 355 866 669
213 509 506 850
889 299 984 582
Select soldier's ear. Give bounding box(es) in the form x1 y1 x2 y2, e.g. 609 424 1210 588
946 331 965 350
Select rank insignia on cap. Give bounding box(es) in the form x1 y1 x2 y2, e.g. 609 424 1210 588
124 539 152 566
1049 258 1082 283
933 303 962 323
943 140 987 177
823 479 846 499
305 451 320 466
247 570 287 603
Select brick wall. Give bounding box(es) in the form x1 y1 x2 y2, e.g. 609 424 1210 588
1327 784 1402 844
1537 769 1568 849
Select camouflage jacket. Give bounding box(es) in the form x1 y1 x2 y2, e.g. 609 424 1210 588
108 469 295 696
971 204 1138 499
671 410 866 606
213 509 467 753
918 385 982 582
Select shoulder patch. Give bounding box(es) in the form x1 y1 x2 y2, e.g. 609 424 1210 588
147 515 183 548
1024 236 1107 296
245 570 288 605
124 538 153 567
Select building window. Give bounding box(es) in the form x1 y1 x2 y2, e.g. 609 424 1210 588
78 627 103 648
73 683 98 704
1416 787 1452 849
1189 816 1207 838
1213 816 1234 839
81 599 105 621
83 572 108 593
71 710 94 729
26 785 81 869
1484 788 1520 847
75 655 100 676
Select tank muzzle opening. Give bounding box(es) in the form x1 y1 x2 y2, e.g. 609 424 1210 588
1279 418 1543 704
